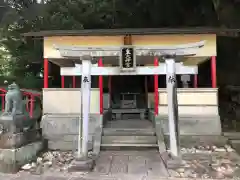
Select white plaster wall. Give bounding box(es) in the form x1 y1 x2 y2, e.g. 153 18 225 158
158 88 219 116
158 88 218 105
43 88 100 114
158 106 218 115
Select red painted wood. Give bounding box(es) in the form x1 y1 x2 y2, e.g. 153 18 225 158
30 95 34 118
61 76 65 88
154 58 159 115
1 94 4 111
72 76 76 88
194 74 198 88
98 58 103 114
108 76 111 108
211 56 217 88
44 58 49 88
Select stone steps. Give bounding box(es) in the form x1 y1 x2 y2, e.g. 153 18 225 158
101 127 157 149
102 135 157 144
103 128 155 136
101 143 158 147
223 132 240 140
223 132 240 153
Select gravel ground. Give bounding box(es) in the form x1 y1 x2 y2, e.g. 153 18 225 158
16 144 240 179
167 144 240 179
20 151 91 175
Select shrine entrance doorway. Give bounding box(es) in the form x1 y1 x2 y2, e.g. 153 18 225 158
110 75 147 121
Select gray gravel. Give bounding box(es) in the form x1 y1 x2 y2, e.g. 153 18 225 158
167 144 240 178
18 144 240 179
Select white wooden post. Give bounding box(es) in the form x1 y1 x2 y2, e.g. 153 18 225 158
165 57 180 157
78 58 92 159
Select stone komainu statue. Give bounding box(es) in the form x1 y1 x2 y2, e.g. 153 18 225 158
0 82 41 134
4 82 23 115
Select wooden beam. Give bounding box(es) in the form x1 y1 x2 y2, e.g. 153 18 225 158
61 64 198 76
183 57 207 66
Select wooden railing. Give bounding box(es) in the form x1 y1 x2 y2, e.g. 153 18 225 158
0 88 41 118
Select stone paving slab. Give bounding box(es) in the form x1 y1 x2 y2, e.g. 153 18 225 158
0 173 18 180
93 150 168 176
128 155 146 175
0 172 238 180
94 154 112 174
13 175 71 180
109 155 128 174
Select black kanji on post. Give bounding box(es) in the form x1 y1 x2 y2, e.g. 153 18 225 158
168 76 176 83
83 76 89 83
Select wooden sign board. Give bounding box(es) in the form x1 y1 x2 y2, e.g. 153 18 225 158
120 46 136 72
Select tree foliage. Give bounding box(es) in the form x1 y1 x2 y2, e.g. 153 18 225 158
0 0 239 87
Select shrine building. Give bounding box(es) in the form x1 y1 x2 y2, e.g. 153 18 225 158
23 28 232 158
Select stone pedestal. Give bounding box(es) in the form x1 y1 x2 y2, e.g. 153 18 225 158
0 141 43 173
0 114 43 173
0 128 43 173
166 156 186 169
0 129 41 149
68 157 95 172
0 114 36 134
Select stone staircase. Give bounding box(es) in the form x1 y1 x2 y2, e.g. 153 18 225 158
224 132 240 153
101 127 158 149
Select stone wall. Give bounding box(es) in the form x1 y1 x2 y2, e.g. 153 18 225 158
41 114 101 151
155 115 221 135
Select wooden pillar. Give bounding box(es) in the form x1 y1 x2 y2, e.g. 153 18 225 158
61 76 65 88
154 58 159 115
98 58 103 114
144 76 148 108
30 95 34 118
44 58 49 88
1 94 4 111
72 76 76 88
194 74 198 88
211 56 217 88
108 76 112 108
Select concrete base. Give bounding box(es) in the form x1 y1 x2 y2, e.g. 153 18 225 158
156 115 222 135
148 110 222 136
0 141 43 173
48 140 93 151
68 157 95 172
0 114 36 134
166 157 186 169
164 135 228 148
41 114 100 151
